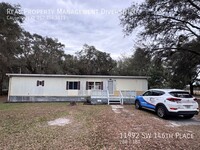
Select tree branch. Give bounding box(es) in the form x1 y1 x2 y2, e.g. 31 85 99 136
152 47 200 56
184 24 200 38
155 14 200 31
187 0 200 11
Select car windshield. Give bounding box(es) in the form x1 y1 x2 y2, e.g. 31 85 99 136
169 91 193 98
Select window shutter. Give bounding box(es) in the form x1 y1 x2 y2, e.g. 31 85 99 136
42 81 44 86
78 81 80 90
101 81 103 90
86 81 88 90
37 80 40 86
66 81 69 90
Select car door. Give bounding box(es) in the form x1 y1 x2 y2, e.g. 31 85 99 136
140 91 155 109
148 90 162 108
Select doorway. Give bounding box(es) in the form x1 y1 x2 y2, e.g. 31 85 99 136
108 80 114 95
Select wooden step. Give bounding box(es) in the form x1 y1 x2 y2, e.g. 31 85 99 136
109 101 121 103
109 100 121 102
108 98 121 105
108 102 121 105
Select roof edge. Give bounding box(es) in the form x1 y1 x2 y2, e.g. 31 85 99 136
6 73 149 79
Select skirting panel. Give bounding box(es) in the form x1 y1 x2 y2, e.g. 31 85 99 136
8 96 87 102
90 98 135 104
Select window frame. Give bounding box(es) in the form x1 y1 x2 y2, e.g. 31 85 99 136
86 81 103 90
88 82 94 90
66 81 80 90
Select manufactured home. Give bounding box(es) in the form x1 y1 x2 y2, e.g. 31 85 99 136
7 74 148 104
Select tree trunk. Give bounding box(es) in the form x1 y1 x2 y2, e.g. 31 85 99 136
189 82 194 95
0 75 3 96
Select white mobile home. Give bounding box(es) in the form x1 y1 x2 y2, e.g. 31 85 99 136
7 74 148 104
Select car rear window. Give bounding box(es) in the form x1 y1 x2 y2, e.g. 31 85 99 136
169 91 193 98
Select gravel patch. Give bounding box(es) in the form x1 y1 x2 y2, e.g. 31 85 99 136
166 122 181 127
111 105 124 113
111 105 124 109
48 118 71 126
111 105 134 116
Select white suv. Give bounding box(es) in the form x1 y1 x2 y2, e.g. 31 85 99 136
135 89 199 119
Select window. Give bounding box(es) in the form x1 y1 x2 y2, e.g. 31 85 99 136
151 91 165 96
95 82 102 90
169 91 192 98
143 91 152 96
143 90 164 96
88 82 94 90
69 82 78 89
37 80 44 86
86 81 103 90
66 81 80 90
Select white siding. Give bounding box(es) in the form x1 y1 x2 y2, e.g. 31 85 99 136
9 76 148 97
10 77 107 96
10 77 68 96
115 79 148 91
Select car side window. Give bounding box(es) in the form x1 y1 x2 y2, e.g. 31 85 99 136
151 91 165 96
143 91 152 96
143 90 164 96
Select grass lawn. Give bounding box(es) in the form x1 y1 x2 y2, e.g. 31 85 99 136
0 99 200 150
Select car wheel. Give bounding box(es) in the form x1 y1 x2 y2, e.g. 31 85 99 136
183 114 194 119
156 105 167 119
135 100 141 110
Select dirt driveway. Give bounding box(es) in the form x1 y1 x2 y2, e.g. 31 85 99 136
0 101 200 150
108 104 200 150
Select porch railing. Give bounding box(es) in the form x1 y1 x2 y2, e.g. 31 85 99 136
120 90 136 98
91 90 136 105
91 90 109 98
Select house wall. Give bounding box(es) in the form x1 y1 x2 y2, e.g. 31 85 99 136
9 77 108 97
8 76 148 102
10 77 68 96
115 79 147 92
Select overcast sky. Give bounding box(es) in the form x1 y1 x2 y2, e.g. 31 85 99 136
6 0 142 59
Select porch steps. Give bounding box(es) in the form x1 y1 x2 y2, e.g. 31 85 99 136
108 97 121 105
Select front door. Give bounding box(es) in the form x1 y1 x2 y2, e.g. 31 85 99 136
108 80 114 95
